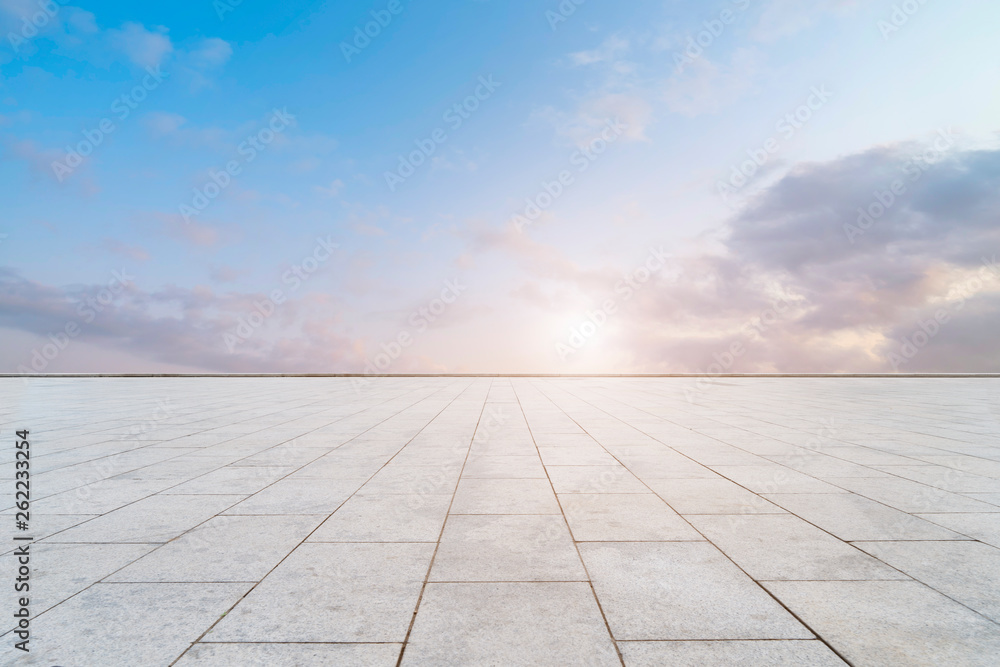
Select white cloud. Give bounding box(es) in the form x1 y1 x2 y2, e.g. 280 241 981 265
188 37 232 69
539 92 652 146
142 111 186 136
663 48 762 117
108 22 173 68
752 0 858 42
569 34 630 67
315 178 345 197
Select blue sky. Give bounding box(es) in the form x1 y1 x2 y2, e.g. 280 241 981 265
2 0 999 374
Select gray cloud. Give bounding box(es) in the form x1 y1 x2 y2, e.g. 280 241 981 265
0 268 357 373
3 140 998 374
619 140 1000 372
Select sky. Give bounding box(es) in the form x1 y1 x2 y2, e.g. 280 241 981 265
1 0 999 375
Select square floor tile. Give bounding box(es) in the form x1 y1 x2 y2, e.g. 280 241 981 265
431 514 586 581
1 543 155 621
462 455 547 478
222 479 359 515
107 515 323 582
763 493 970 541
619 640 846 666
854 540 1000 622
560 493 703 541
176 643 401 666
401 583 619 666
49 494 245 543
646 478 786 515
711 465 845 494
207 543 434 642
688 514 906 581
764 580 1000 666
309 493 450 542
580 542 811 640
0 583 250 666
450 478 560 514
915 512 1000 547
546 465 648 493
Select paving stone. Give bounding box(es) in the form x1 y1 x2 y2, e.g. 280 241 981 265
711 465 846 493
0 513 96 552
222 479 359 515
48 494 245 543
1 543 155 623
688 514 906 580
619 640 847 666
876 465 1000 493
913 512 1000 547
854 540 1000 622
762 493 970 541
463 455 547 478
0 582 251 666
30 479 174 514
618 454 718 479
6 376 1000 665
764 454 886 478
108 515 323 582
207 543 434 642
560 493 703 541
646 478 786 515
431 514 587 581
163 465 299 494
764 580 1000 666
537 447 618 466
401 583 620 666
309 493 451 542
288 454 388 479
826 476 997 513
176 643 401 666
546 465 649 493
450 478 561 514
580 542 812 640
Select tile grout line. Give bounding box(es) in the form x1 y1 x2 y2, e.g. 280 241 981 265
514 378 627 667
0 383 448 638
395 378 493 667
551 380 1000 629
158 378 473 666
536 378 859 667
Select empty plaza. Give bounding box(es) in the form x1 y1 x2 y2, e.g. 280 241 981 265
2 377 999 665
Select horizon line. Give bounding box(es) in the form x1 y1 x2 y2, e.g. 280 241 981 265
3 373 1000 379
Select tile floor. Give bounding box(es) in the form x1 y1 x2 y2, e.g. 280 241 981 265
1 376 999 665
